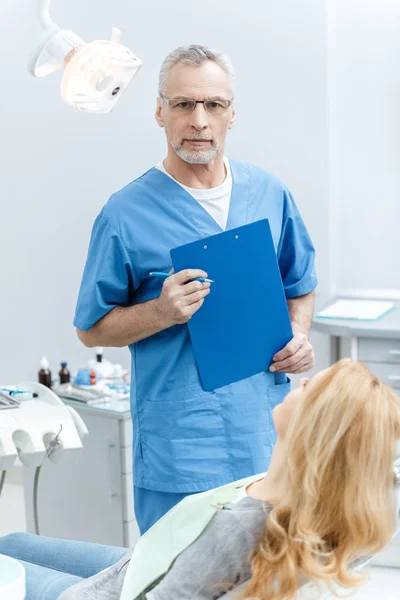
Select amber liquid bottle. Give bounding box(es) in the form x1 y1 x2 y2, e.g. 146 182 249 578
38 357 52 388
59 361 71 384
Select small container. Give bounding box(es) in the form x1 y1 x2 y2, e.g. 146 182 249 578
74 369 91 386
86 347 112 379
59 362 71 384
113 364 125 390
38 357 52 388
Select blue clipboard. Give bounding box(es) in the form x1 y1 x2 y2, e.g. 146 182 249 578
170 219 293 391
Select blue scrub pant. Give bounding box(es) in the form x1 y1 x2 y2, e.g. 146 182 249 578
0 532 125 600
134 486 197 534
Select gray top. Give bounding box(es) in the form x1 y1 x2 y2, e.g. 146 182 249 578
58 495 271 600
312 299 400 339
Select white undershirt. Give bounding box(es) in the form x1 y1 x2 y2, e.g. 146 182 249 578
155 157 232 230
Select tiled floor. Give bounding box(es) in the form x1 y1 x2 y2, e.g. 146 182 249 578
1 472 400 598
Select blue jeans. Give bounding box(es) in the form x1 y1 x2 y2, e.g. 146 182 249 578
0 533 126 600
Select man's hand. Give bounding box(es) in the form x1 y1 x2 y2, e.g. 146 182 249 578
269 332 315 374
155 269 211 327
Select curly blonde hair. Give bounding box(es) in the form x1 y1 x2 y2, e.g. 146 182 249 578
244 359 400 600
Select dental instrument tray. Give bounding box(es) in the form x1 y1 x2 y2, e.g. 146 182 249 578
0 391 20 410
53 383 110 404
52 382 129 405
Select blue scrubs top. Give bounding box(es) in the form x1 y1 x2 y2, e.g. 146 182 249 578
74 159 317 493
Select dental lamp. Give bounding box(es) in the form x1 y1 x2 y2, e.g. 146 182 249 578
28 0 143 113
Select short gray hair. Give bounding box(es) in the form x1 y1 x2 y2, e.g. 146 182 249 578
158 44 236 96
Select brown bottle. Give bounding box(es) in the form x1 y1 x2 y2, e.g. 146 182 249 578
59 362 71 384
38 357 52 388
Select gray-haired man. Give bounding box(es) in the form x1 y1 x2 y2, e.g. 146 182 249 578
74 45 317 534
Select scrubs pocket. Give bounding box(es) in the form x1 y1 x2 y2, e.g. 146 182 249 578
139 395 228 488
134 326 197 401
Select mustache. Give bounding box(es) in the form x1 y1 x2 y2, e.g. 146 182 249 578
182 135 213 141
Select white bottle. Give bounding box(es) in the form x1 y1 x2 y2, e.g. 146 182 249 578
113 364 125 390
86 347 114 379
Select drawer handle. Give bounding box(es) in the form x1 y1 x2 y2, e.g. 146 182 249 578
388 375 400 381
388 350 400 356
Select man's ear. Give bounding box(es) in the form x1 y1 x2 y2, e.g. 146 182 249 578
228 106 236 129
155 97 164 128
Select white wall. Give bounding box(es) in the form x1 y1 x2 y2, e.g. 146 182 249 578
330 0 400 295
1 0 330 383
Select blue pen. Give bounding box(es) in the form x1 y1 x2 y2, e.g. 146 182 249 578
1 388 38 398
149 272 214 283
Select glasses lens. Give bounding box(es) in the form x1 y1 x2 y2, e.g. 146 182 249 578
167 98 232 114
204 100 230 115
169 99 196 111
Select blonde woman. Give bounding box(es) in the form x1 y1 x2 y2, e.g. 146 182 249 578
1 359 400 600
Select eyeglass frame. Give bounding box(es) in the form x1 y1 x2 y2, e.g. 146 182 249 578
159 93 235 115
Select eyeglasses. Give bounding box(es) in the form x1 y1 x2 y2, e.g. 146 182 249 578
159 93 234 116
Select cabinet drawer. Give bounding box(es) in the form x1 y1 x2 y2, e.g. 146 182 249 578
364 362 400 389
358 338 400 364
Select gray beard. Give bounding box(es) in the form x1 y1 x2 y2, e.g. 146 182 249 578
172 144 220 165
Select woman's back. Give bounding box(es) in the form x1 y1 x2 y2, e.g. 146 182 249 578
143 495 272 600
59 495 272 600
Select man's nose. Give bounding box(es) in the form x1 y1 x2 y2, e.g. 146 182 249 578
189 103 209 129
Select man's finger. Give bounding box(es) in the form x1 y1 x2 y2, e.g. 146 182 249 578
188 298 205 315
291 360 314 374
270 348 312 373
186 287 210 306
273 334 305 362
183 280 210 296
174 268 208 285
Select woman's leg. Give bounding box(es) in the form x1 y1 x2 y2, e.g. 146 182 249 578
0 532 126 578
17 560 82 600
